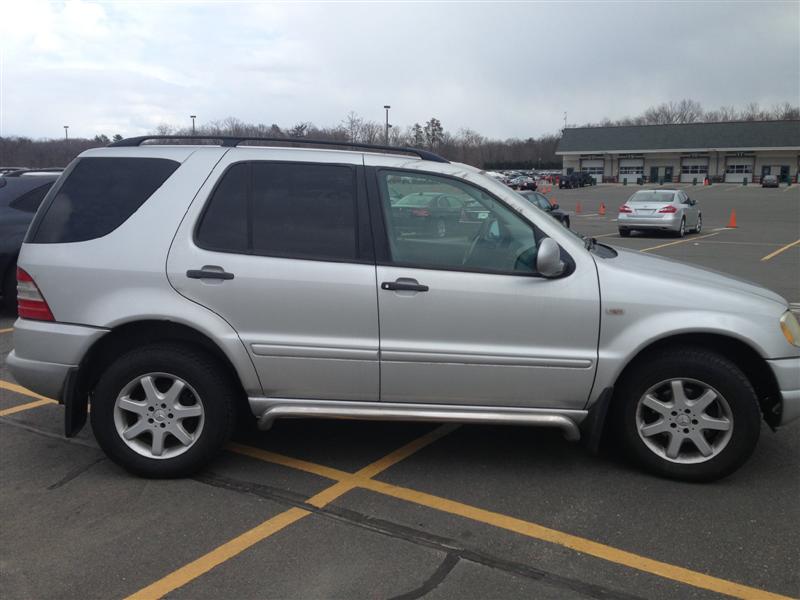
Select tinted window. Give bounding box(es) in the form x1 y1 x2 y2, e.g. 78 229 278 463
252 162 356 260
195 163 249 252
30 157 179 243
380 171 541 274
9 182 54 213
197 162 358 261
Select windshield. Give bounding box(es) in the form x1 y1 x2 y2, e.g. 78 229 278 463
629 191 676 203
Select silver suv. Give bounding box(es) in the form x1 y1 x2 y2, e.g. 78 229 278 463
8 137 800 481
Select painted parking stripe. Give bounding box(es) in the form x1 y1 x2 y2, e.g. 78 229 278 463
0 385 793 599
761 239 800 262
640 232 721 253
0 380 57 404
126 424 456 599
233 445 793 600
0 398 56 417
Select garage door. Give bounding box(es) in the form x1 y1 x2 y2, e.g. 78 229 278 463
580 159 604 183
725 158 754 183
680 158 709 183
619 159 644 184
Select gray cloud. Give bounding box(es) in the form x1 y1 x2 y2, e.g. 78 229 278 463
1 0 797 140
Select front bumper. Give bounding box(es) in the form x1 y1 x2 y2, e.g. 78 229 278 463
618 214 681 231
6 318 107 401
767 357 800 426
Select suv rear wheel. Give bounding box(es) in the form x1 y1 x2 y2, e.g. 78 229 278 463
614 347 760 482
91 344 236 477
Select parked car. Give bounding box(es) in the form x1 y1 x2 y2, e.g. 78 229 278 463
8 136 799 483
509 176 537 191
761 174 779 188
0 172 60 311
391 192 466 238
618 189 701 238
558 173 579 189
517 190 570 228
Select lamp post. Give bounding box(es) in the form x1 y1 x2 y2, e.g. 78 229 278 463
190 115 197 135
383 105 391 144
64 125 69 141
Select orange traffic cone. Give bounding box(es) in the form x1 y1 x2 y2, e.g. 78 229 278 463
576 201 582 214
727 209 737 228
599 202 606 216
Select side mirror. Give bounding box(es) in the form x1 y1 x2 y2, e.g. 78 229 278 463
551 203 559 210
536 238 565 278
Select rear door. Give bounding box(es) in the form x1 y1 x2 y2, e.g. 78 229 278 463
167 149 379 401
369 168 600 409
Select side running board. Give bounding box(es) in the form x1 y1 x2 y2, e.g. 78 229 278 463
248 397 586 441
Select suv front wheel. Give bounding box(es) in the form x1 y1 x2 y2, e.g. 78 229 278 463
614 347 761 482
91 344 236 477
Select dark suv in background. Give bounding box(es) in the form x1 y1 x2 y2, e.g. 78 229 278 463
0 170 61 311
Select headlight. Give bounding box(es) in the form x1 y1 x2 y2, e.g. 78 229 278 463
780 311 800 347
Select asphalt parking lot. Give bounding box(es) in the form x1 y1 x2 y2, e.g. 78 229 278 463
1 182 798 600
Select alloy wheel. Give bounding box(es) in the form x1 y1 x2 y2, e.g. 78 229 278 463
635 378 733 464
113 372 205 459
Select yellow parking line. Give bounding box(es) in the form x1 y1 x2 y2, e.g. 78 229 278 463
1 386 791 599
782 185 797 193
127 424 456 599
0 398 56 417
125 507 310 600
0 327 13 334
761 239 800 262
0 380 56 403
238 445 792 600
640 232 720 253
360 479 791 600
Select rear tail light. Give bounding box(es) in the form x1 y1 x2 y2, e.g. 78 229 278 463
411 208 430 217
17 268 54 321
619 205 633 213
658 205 678 213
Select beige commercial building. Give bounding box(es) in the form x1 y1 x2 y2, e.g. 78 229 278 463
557 120 800 184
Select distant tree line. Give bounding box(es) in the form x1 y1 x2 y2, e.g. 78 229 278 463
2 100 796 170
576 99 799 127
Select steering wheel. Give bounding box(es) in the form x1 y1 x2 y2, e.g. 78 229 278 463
462 218 498 266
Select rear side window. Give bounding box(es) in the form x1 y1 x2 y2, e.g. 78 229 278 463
9 182 54 213
29 157 179 243
196 161 358 261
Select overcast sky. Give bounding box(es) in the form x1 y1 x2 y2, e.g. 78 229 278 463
1 0 798 140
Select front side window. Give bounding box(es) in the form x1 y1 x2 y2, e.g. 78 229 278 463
380 171 541 274
197 161 358 261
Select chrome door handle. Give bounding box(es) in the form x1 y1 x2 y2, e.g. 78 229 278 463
381 278 429 292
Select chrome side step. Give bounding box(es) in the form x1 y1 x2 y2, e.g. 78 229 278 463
249 397 586 441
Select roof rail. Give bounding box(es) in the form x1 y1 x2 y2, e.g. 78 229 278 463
107 135 450 163
2 167 64 177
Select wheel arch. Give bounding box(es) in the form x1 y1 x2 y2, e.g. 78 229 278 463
67 319 251 436
610 332 781 428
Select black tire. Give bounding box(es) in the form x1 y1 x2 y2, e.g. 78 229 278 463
675 218 686 238
619 229 630 237
563 217 570 229
91 343 237 478
2 265 17 314
612 347 761 482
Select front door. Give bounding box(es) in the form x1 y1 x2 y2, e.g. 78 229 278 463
167 151 379 401
664 167 674 182
370 168 600 410
650 167 659 183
